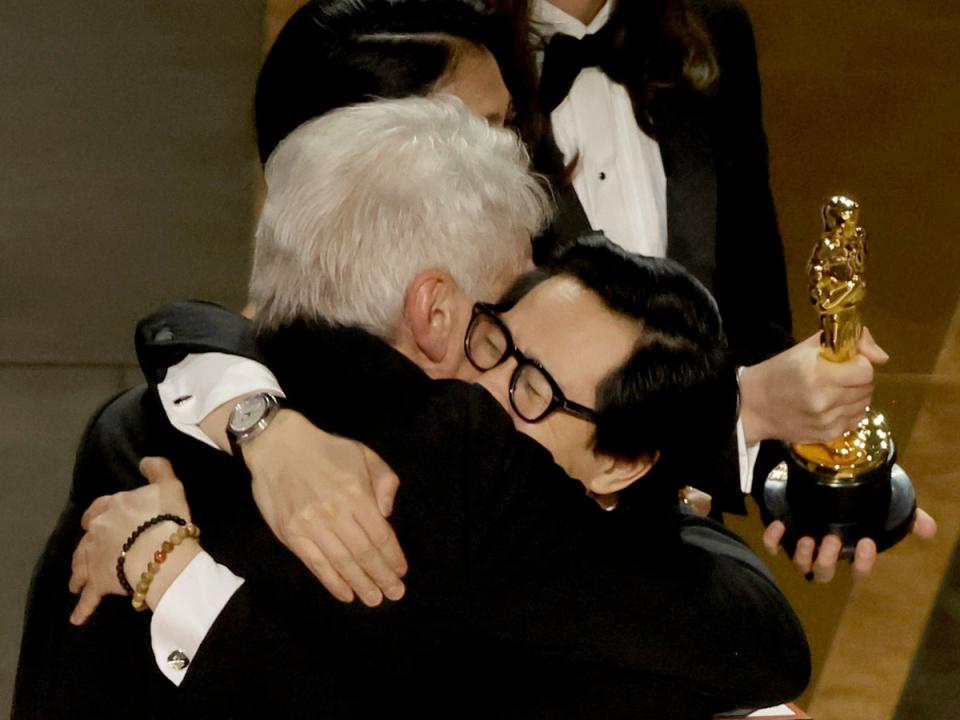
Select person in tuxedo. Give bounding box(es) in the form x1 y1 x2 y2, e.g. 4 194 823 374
17 98 809 719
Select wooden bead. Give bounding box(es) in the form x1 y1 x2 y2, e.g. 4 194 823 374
154 549 167 563
169 533 184 546
161 541 174 554
148 562 161 574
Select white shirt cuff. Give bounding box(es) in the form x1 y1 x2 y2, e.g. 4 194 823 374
156 353 285 449
150 551 245 685
736 367 761 494
736 415 761 495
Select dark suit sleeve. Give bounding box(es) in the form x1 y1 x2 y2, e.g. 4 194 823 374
703 0 794 370
467 405 811 712
173 583 356 719
693 0 797 507
135 300 263 386
14 390 181 719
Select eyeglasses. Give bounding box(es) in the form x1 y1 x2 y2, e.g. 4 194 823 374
464 303 598 424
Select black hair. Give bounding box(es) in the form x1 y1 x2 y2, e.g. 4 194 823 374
500 233 738 512
606 0 720 135
255 0 505 163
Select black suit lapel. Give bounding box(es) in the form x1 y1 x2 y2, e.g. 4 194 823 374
653 91 718 292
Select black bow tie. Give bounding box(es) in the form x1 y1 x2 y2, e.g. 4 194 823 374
540 24 621 114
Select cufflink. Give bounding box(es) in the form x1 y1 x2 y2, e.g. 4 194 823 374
167 649 190 671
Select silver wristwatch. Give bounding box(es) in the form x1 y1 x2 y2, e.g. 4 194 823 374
226 392 280 453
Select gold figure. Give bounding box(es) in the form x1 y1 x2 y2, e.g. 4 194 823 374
791 197 891 480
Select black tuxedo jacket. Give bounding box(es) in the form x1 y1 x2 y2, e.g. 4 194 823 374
16 304 809 719
534 0 793 513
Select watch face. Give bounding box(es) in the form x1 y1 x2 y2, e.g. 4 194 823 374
230 394 270 434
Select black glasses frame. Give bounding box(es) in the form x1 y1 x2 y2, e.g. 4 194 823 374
465 303 598 424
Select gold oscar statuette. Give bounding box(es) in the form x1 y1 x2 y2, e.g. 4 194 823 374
762 197 916 557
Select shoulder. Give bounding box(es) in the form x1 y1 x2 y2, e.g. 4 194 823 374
428 380 555 464
677 511 777 581
71 385 162 505
426 379 583 497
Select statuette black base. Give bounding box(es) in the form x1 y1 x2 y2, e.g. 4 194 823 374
762 450 916 560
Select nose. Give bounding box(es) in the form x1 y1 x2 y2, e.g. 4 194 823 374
475 359 517 418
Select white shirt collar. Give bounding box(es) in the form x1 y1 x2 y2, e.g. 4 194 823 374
531 0 614 41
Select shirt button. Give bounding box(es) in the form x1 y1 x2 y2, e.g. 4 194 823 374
599 171 607 180
167 649 191 671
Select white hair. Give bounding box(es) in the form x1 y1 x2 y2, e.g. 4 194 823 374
249 96 552 336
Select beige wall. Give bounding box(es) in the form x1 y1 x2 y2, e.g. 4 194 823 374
0 3 265 713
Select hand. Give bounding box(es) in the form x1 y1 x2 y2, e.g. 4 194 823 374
679 486 712 517
762 508 938 582
243 410 407 607
69 457 199 624
739 328 889 445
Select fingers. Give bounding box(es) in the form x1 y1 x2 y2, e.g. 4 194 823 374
858 327 890 365
792 537 816 575
139 456 178 484
762 521 786 556
286 535 355 604
308 524 384 607
372 469 400 519
352 499 408 580
80 495 112 531
819 354 874 389
335 509 406 602
69 584 104 626
913 508 938 539
799 406 870 444
810 534 843 583
678 486 712 517
68 536 88 594
852 538 877 577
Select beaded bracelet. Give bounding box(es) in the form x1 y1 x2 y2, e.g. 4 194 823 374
131 522 201 612
116 514 187 596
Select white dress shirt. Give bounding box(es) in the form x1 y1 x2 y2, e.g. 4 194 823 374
151 551 244 685
533 0 669 258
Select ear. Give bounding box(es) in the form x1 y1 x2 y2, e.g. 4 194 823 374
584 451 659 498
403 268 459 365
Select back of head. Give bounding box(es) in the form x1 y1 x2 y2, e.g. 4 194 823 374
255 0 502 162
250 96 551 337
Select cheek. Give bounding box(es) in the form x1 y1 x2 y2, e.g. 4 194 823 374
517 418 585 478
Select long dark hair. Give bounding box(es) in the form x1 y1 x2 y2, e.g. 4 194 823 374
610 0 719 134
492 0 718 174
255 0 504 163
